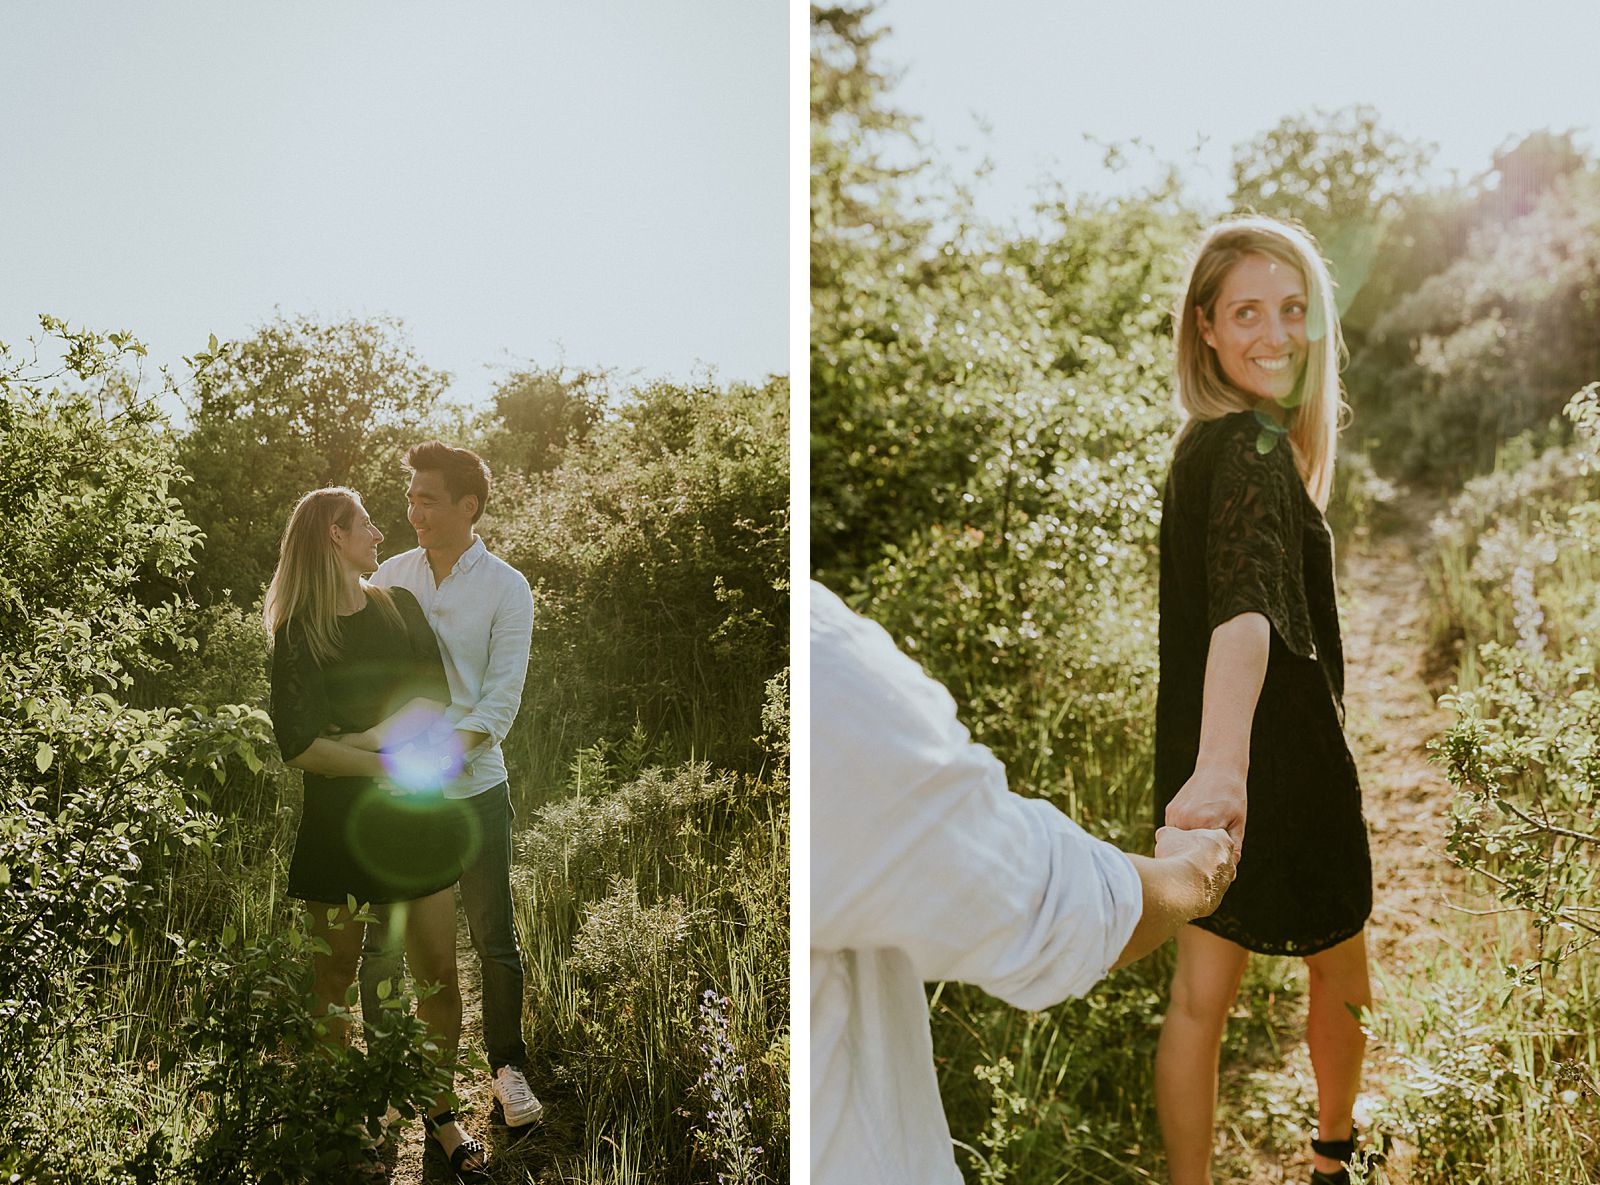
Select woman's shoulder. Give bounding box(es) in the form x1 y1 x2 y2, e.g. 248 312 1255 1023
384 584 420 611
1187 408 1261 444
1174 409 1257 470
369 585 427 636
1180 409 1297 472
270 613 319 674
271 612 305 647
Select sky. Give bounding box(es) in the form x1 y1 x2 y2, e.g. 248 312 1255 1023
868 0 1600 224
0 3 787 414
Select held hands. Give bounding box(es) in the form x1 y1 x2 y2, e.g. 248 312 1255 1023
1154 825 1236 918
1164 764 1247 857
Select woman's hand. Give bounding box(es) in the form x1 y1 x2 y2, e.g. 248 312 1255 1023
1165 765 1247 856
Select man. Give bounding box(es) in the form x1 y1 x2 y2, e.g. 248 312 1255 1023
362 441 544 1128
811 582 1235 1183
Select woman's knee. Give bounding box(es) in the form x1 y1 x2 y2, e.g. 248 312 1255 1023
1305 933 1370 994
313 951 360 999
409 948 459 993
1168 971 1237 1029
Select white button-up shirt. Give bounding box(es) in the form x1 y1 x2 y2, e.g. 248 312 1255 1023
811 583 1142 1184
373 537 534 799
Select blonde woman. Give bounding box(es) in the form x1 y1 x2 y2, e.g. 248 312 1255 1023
265 486 488 1181
1153 217 1374 1185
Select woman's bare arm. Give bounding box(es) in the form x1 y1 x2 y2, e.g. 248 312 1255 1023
325 696 451 752
1163 612 1270 851
285 737 389 778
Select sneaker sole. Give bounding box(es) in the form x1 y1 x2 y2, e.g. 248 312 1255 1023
491 1098 546 1129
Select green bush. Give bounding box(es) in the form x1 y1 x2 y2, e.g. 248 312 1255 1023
0 325 450 1180
488 377 789 785
1368 384 1600 1182
1352 166 1600 479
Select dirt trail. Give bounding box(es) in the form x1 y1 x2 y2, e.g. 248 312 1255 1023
383 907 552 1184
1218 494 1464 1184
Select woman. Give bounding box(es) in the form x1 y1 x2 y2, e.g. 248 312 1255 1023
265 486 488 1181
1153 217 1373 1185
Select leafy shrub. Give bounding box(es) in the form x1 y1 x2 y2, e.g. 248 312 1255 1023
1353 166 1600 479
1376 384 1600 1182
489 377 789 782
172 919 452 1185
0 325 449 1181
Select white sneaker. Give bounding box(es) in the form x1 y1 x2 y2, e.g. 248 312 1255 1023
492 1064 545 1128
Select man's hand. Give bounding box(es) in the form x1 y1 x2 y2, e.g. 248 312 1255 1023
1154 825 1236 917
1111 824 1238 970
1165 765 1247 857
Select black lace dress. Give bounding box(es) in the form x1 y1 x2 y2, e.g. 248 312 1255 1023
269 587 470 905
1154 410 1372 955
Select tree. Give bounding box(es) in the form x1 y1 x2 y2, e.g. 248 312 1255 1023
477 364 607 477
176 314 451 603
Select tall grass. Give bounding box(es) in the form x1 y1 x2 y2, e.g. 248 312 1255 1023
511 732 789 1182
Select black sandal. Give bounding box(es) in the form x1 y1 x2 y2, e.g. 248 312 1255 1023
1311 1127 1383 1184
423 1109 489 1181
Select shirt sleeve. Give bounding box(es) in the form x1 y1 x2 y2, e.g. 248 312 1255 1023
268 620 331 763
452 569 534 746
810 585 1143 1010
1204 414 1316 658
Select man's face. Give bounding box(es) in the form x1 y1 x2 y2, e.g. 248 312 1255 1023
406 469 477 549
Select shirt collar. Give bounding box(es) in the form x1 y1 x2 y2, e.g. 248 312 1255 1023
455 536 488 574
402 535 486 579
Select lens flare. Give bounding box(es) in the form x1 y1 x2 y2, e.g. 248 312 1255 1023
376 702 467 793
345 784 482 894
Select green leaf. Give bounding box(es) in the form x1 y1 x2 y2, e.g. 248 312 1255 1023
377 977 393 1001
35 742 53 773
208 332 219 354
1251 408 1287 434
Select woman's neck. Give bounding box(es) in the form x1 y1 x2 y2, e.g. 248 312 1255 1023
336 567 367 615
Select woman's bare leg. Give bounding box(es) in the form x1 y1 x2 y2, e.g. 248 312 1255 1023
307 901 366 1048
1303 930 1370 1175
1156 925 1250 1185
404 887 484 1169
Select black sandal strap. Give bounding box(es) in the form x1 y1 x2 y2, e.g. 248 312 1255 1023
424 1108 458 1132
1311 1134 1356 1160
449 1135 486 1172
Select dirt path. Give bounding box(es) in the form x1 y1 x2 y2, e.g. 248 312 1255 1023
383 907 555 1185
1215 494 1464 1184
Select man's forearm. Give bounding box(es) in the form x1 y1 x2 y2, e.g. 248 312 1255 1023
1111 851 1222 970
454 728 489 755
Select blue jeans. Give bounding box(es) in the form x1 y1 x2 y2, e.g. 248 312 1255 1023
361 781 528 1071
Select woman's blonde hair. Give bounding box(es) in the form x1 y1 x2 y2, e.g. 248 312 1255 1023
263 486 402 664
1173 215 1348 509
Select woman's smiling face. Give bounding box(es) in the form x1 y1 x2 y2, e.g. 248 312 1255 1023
1196 251 1308 403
